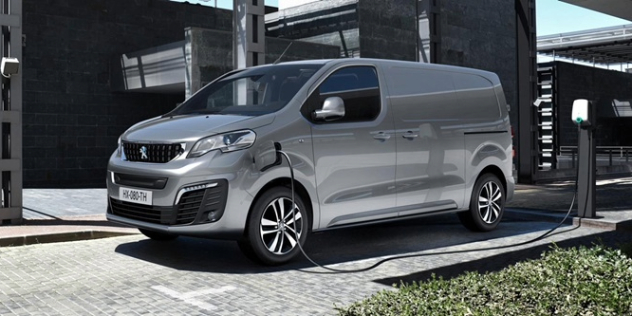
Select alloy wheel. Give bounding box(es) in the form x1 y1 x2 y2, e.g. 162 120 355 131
478 180 503 224
259 197 303 255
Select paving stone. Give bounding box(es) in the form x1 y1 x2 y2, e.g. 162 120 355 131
1 221 629 315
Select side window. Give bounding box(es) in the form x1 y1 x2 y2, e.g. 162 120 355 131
302 66 381 123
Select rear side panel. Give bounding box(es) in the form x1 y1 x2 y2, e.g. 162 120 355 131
453 71 514 202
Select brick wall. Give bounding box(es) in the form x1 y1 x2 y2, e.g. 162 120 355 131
357 0 417 61
22 0 232 187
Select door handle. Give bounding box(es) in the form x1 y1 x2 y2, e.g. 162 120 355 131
402 132 419 139
373 133 391 141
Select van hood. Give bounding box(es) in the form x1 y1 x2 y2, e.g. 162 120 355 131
123 114 275 143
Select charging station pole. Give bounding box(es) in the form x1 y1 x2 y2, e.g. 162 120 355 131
574 99 596 218
577 125 596 218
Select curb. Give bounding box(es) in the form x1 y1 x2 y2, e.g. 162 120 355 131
0 230 138 247
506 208 632 232
573 217 632 232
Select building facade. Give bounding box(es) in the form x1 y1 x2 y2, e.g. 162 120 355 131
20 0 527 187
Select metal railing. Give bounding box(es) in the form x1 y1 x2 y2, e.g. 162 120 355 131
559 146 632 168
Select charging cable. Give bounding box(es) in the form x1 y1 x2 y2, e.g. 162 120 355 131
276 147 579 274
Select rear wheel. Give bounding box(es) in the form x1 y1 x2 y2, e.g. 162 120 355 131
458 173 505 232
239 187 309 265
139 228 179 241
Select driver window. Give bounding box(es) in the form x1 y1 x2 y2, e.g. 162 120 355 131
302 66 381 123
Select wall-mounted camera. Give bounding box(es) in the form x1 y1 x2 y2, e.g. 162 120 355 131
1 57 19 78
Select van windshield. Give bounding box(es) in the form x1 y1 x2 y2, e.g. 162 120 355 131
169 64 323 117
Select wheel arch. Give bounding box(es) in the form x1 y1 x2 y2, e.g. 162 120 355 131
478 164 507 195
244 177 314 237
459 165 507 232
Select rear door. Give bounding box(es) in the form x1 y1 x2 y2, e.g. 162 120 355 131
301 64 397 229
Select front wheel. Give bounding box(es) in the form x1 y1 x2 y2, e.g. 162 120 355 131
458 173 505 232
239 187 310 265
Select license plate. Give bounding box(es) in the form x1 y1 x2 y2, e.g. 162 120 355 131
119 187 153 206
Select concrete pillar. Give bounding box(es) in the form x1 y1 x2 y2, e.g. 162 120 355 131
233 0 265 69
0 0 23 224
516 0 538 184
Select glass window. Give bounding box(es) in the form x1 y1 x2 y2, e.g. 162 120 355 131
303 66 381 123
169 63 323 117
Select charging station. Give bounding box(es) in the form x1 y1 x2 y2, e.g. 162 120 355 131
571 99 596 218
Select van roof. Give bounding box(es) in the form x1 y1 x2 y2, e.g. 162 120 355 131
256 58 500 83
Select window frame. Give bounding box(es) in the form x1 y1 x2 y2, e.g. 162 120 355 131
301 65 382 124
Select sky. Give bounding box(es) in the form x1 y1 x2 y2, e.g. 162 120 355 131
536 0 630 36
171 0 631 36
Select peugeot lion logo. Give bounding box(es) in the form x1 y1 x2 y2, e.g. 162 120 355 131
140 146 148 160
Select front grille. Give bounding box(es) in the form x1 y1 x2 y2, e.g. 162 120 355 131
109 199 175 225
109 180 228 226
114 173 168 190
123 142 183 163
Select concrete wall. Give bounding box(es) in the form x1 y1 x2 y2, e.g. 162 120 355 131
186 27 340 95
555 61 632 147
357 0 417 61
437 0 518 126
265 0 358 57
22 0 233 188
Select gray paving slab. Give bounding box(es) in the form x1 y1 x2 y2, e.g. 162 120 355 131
0 220 629 315
22 189 107 219
2 189 135 247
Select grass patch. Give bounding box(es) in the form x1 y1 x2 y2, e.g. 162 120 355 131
337 245 632 316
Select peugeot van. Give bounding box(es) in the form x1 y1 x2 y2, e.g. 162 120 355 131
106 58 514 265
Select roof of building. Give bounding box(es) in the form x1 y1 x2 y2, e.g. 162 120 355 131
537 24 632 64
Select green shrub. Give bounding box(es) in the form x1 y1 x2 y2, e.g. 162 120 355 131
619 242 632 259
337 245 632 316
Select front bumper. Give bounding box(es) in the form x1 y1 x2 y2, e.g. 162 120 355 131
108 179 228 226
106 149 255 240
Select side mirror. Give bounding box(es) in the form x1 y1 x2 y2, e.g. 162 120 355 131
313 96 345 121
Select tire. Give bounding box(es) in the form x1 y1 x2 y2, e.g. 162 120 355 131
139 228 179 241
458 173 505 232
239 187 310 265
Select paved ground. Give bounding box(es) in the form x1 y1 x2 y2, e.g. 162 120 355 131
0 189 137 247
0 177 630 315
1 220 628 315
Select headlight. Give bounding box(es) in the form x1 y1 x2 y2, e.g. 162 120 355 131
188 130 256 158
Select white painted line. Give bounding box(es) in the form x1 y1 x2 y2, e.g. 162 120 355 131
181 286 237 299
152 285 236 311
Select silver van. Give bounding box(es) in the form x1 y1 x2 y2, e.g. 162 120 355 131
106 58 514 265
